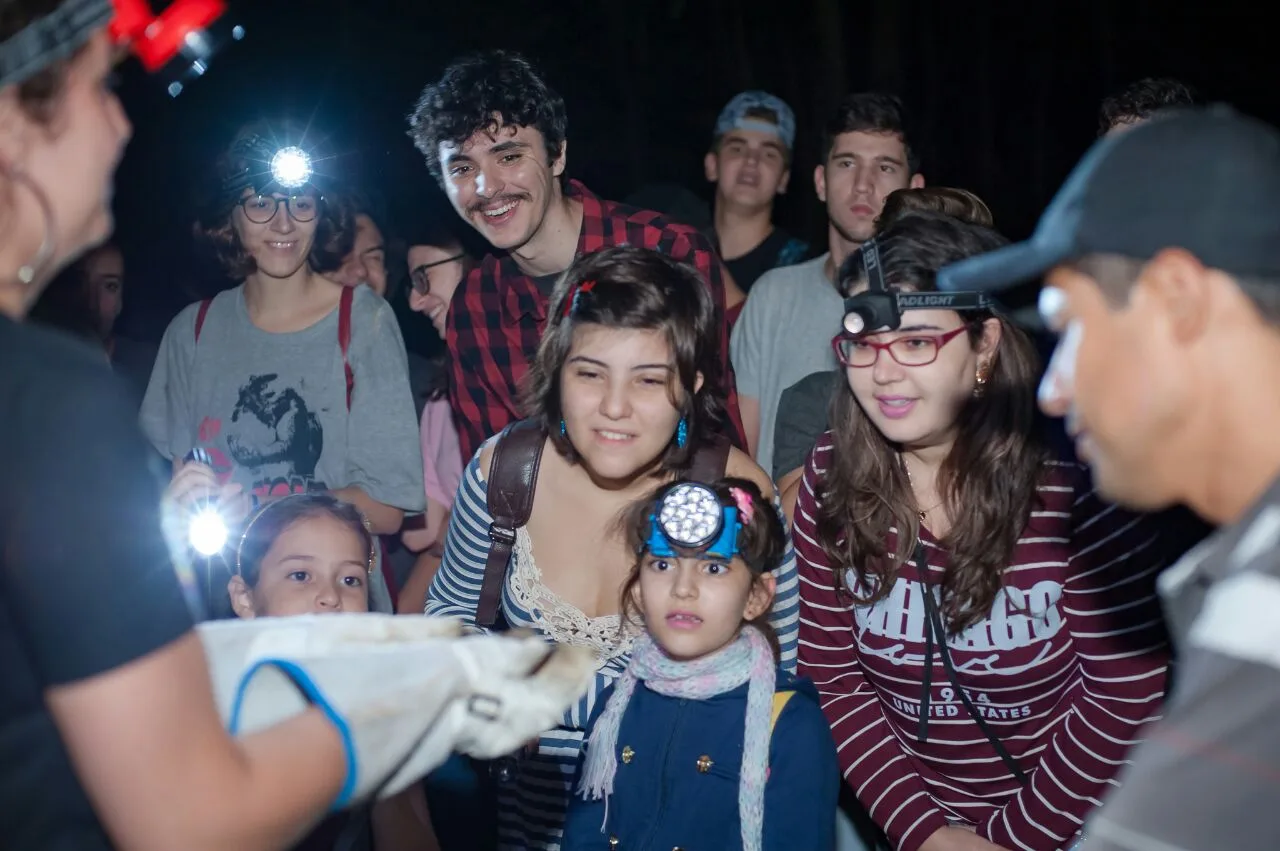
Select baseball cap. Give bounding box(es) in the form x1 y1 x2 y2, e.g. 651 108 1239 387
938 105 1280 293
714 91 796 151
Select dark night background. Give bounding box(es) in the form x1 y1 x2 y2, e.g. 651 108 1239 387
110 0 1278 344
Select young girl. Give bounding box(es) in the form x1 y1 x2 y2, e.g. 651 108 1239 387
222 493 443 851
227 493 376 618
562 478 836 851
795 211 1171 851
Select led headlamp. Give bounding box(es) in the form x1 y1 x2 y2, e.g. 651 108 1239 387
646 483 741 560
221 136 317 201
841 238 998 335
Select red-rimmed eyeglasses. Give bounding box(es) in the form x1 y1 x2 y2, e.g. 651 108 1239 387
831 325 972 368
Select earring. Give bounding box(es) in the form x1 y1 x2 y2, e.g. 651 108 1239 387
974 363 990 398
675 416 688 448
0 159 55 286
559 419 567 437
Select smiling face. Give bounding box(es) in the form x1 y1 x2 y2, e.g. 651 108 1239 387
228 512 370 618
636 552 774 661
231 190 321 279
558 324 694 484
334 214 387 296
438 122 565 252
406 243 466 339
840 284 1000 451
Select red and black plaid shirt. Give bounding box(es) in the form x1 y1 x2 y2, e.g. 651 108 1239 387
446 179 745 461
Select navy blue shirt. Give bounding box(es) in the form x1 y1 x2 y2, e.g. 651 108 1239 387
563 670 838 851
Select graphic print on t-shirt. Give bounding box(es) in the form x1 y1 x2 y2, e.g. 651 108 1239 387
223 373 327 499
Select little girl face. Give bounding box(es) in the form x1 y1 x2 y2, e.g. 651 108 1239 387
231 513 370 618
636 553 774 661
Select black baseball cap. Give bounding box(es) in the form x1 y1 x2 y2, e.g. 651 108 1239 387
938 105 1280 293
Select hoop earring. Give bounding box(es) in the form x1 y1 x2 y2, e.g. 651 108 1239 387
0 159 56 286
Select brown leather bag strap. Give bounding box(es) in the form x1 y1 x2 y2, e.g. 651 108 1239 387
687 437 731 484
477 420 547 628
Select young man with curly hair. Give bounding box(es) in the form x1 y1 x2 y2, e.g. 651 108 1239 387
408 51 745 460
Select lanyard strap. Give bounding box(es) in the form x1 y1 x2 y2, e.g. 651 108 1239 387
913 538 1029 787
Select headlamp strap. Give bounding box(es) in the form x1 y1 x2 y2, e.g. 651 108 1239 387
861 237 886 293
0 0 112 89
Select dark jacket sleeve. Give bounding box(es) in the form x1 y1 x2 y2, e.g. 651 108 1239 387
764 689 840 851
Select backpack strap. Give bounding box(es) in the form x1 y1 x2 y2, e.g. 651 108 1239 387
338 285 354 411
769 690 796 737
688 437 731 484
194 298 213 343
477 420 548 628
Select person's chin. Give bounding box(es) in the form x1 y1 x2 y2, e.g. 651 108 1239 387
472 205 531 249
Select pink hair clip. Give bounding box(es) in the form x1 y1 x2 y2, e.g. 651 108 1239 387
729 486 753 523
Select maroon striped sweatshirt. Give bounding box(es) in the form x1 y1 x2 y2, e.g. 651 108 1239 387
794 433 1169 851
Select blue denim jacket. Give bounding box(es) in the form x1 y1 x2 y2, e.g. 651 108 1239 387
562 671 839 851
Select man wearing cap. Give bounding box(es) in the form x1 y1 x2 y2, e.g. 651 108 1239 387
705 91 809 296
939 105 1280 850
731 92 923 469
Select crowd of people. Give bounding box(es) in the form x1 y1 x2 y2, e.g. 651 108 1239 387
5 3 1280 851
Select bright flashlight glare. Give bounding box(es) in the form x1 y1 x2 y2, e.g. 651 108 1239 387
189 508 229 556
270 146 312 189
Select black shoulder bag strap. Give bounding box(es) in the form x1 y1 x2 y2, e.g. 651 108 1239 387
687 437 731 484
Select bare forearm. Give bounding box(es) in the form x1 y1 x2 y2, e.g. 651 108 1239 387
739 395 761 459
331 486 405 535
52 634 348 851
398 551 441 615
204 710 348 851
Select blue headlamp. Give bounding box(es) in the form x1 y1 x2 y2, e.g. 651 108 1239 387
646 483 741 560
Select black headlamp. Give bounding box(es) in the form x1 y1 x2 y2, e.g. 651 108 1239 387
841 238 999 335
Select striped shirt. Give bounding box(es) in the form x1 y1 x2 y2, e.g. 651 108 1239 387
427 449 800 851
794 432 1170 851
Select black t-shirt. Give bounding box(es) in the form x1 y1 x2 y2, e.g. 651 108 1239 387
0 315 193 850
714 227 809 294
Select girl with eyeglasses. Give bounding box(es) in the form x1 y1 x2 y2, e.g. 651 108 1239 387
140 122 425 614
793 211 1173 851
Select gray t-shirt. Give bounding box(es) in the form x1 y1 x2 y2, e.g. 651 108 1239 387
729 254 842 475
140 285 425 611
1082 475 1280 851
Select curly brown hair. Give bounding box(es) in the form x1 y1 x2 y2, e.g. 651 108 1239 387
194 121 354 280
521 245 727 476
